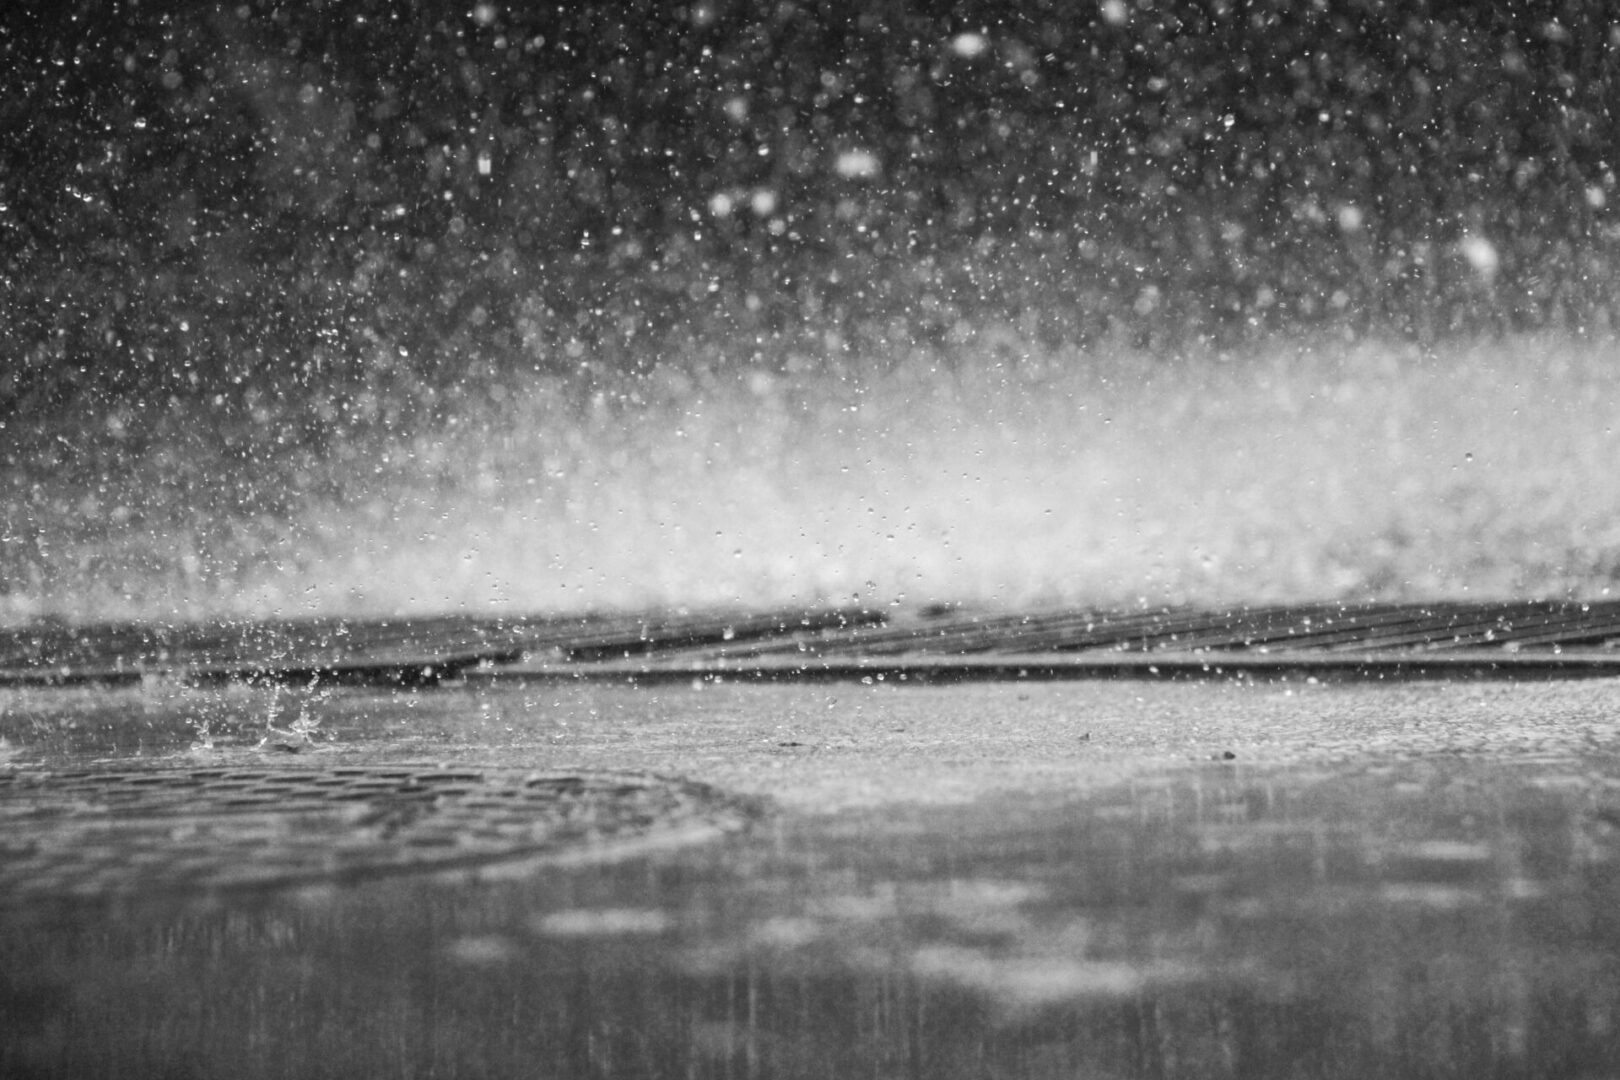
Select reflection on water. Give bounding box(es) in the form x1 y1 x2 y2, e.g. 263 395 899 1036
5 755 1620 1078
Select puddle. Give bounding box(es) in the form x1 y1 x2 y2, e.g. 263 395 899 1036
5 754 1620 1077
4 681 1620 1076
0 765 754 909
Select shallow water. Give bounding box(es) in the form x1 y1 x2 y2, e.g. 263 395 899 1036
5 678 1620 1077
6 748 1620 1077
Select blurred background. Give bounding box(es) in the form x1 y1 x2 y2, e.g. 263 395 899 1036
4 0 1619 622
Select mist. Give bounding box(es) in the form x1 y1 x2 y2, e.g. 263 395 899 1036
5 2 1618 622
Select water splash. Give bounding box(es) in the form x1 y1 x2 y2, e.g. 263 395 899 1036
6 333 1620 623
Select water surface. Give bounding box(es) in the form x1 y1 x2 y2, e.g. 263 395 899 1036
4 679 1619 1078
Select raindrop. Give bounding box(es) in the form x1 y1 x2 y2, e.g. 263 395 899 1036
834 150 881 180
950 33 989 59
1458 235 1499 279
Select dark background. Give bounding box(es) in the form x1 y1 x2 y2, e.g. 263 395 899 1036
4 1 1620 617
5 0 1617 429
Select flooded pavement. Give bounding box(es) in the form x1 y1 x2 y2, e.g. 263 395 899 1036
4 677 1620 1078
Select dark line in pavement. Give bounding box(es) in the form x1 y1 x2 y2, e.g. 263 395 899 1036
467 651 1620 685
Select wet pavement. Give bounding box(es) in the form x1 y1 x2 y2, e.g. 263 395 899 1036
4 675 1620 1078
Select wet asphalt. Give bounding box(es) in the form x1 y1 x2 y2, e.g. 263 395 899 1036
3 675 1620 1078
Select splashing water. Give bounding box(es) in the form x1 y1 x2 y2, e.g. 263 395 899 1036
6 333 1620 624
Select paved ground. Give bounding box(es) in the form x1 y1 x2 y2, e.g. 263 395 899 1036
4 675 1620 1078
